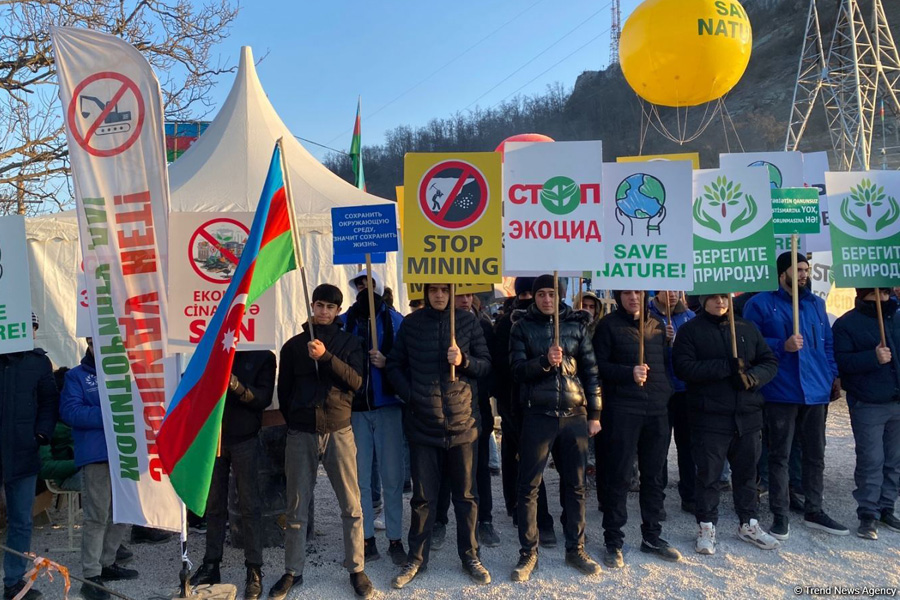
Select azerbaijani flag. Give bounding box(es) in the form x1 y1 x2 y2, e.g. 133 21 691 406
350 97 366 191
158 143 296 514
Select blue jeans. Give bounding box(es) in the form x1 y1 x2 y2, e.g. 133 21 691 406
849 401 900 520
353 407 405 540
352 412 378 539
3 475 37 588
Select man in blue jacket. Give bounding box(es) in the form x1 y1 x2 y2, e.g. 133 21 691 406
743 252 848 540
60 339 138 600
832 288 900 540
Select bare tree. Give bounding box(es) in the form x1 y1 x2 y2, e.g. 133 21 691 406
0 0 239 215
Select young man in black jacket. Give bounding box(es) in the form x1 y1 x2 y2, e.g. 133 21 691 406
385 283 492 589
269 284 374 599
673 294 780 555
508 275 602 582
593 290 681 567
191 350 276 599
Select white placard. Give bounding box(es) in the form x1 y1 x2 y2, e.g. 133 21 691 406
0 216 34 354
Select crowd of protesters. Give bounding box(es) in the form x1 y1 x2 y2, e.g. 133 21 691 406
2 252 899 599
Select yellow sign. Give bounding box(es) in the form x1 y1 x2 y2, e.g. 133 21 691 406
403 152 502 284
406 283 494 301
617 152 701 169
395 186 404 232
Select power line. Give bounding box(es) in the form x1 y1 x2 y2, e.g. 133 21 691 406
294 135 348 156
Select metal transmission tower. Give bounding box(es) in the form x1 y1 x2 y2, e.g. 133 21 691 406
610 0 622 65
785 0 900 170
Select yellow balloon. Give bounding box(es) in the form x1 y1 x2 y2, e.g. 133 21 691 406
620 0 753 107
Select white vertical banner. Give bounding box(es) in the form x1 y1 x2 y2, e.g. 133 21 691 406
52 26 180 530
0 216 35 355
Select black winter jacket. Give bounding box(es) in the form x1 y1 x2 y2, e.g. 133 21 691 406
386 305 491 448
491 298 532 420
833 298 900 406
672 311 778 435
278 322 364 434
223 350 276 445
0 348 58 483
592 307 671 416
509 303 601 420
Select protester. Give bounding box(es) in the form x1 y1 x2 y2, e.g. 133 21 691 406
343 270 407 565
743 252 848 539
673 294 780 555
0 315 57 600
408 299 425 312
648 290 697 514
508 275 602 582
832 288 900 539
60 338 137 600
385 283 492 589
593 290 682 567
190 350 275 599
40 368 79 491
271 284 374 599
577 291 602 336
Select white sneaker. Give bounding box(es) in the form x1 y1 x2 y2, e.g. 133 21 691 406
696 522 716 555
374 516 386 530
739 518 780 550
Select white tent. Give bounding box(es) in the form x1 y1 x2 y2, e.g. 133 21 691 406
27 46 404 367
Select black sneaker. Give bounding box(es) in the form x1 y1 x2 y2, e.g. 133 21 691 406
511 551 538 582
857 519 878 540
245 566 263 600
190 561 222 585
388 539 407 566
115 545 133 564
565 546 602 575
640 538 682 562
100 563 139 580
190 519 208 535
603 546 624 569
268 573 301 600
130 525 174 545
3 581 43 600
364 536 380 561
477 521 501 547
80 577 109 600
538 526 557 548
770 514 790 540
431 522 446 550
804 512 850 536
349 572 374 598
391 563 420 590
880 510 900 533
462 558 491 585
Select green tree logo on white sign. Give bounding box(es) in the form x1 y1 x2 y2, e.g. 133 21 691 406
840 179 900 234
693 176 759 237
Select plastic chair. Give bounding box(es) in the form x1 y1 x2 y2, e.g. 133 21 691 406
44 479 80 551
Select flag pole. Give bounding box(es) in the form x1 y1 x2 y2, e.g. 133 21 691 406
174 352 192 598
365 253 378 351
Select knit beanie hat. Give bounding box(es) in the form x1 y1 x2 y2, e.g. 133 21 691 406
532 274 566 297
777 251 809 277
514 277 536 297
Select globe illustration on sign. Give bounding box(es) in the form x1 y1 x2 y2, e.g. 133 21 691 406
748 160 783 189
615 173 667 236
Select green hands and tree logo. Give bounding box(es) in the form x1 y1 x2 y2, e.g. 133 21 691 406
693 176 758 234
840 178 900 233
540 176 581 215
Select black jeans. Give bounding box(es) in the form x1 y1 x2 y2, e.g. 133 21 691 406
517 414 588 552
407 441 479 566
203 435 263 567
665 392 696 504
498 402 554 529
691 427 761 525
765 402 827 517
435 403 494 525
601 411 668 549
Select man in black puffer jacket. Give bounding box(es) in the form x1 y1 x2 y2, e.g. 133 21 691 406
593 290 680 567
508 275 602 583
673 294 780 556
385 283 492 589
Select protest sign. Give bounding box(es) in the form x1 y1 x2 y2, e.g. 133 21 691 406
403 152 501 284
596 160 693 290
0 216 34 355
406 282 493 301
331 204 397 266
617 152 701 169
803 151 832 252
503 141 603 274
810 252 855 324
692 167 777 294
826 171 900 287
167 213 277 349
771 188 821 235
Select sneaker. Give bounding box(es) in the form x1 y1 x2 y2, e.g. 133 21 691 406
363 537 380 562
857 519 878 540
681 501 696 515
565 546 601 575
477 521 501 548
431 522 446 550
80 577 109 600
190 518 208 534
804 512 850 536
388 539 407 566
696 522 716 555
538 526 557 548
268 574 301 600
100 563 139 580
391 563 420 590
603 546 624 569
462 558 491 585
770 514 790 540
640 538 682 562
349 572 374 599
511 551 538 582
880 510 900 533
4 581 43 600
738 519 780 550
190 561 222 586
374 516 386 531
245 566 263 600
130 525 174 545
115 545 133 565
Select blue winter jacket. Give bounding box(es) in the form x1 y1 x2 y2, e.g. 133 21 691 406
59 354 108 467
342 302 405 409
743 288 838 405
648 297 695 393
